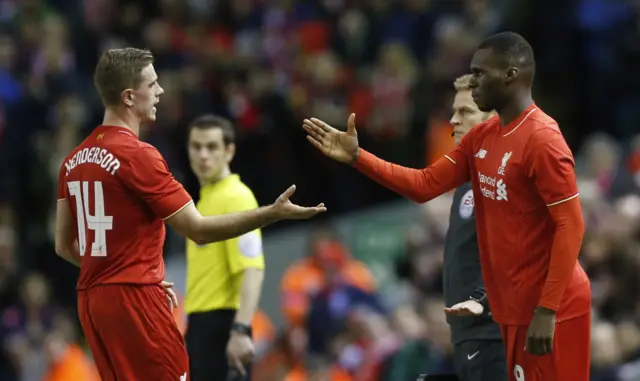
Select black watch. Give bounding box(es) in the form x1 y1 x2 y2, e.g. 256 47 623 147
231 322 251 335
469 290 487 306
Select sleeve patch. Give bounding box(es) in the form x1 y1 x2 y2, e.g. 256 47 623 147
238 231 262 258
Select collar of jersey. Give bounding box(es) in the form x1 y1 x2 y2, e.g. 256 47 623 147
201 174 239 195
501 102 537 137
96 125 137 138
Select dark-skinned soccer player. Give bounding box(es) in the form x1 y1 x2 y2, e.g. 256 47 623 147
303 32 590 381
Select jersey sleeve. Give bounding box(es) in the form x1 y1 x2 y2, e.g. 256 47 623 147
122 146 193 219
353 133 471 203
526 129 579 206
224 191 265 275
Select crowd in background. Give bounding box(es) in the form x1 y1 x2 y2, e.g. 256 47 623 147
0 0 639 380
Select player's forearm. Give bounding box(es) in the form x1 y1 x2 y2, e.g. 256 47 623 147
235 268 265 326
54 241 81 267
538 197 585 311
353 149 458 203
194 206 279 245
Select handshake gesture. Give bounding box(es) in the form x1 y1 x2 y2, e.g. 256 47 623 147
270 113 364 220
271 185 326 220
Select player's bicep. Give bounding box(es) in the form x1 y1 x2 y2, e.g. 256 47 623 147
123 147 193 218
527 131 579 206
164 202 200 241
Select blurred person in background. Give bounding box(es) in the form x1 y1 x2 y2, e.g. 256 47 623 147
442 74 506 381
305 264 387 368
184 114 265 381
42 312 100 381
280 225 376 328
2 272 56 381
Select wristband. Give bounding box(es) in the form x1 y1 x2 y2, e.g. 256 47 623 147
469 290 488 306
231 322 251 335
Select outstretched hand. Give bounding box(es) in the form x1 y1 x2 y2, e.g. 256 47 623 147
303 113 360 164
444 300 484 316
272 185 327 220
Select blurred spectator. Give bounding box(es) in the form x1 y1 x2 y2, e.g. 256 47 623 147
1 272 56 381
280 225 376 327
41 313 100 381
306 275 386 357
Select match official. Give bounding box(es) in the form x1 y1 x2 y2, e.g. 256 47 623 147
184 115 264 381
442 75 507 381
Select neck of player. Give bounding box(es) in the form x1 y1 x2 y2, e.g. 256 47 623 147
497 92 533 127
102 108 141 136
200 166 231 187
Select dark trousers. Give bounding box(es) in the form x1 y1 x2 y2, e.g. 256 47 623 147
185 309 252 381
453 339 507 381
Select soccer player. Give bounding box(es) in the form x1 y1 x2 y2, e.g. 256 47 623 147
303 32 590 381
184 115 264 380
54 48 326 381
443 74 507 381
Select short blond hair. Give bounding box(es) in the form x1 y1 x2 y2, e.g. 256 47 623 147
94 48 154 107
453 74 473 92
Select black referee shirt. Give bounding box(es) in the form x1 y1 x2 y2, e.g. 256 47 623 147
443 182 502 344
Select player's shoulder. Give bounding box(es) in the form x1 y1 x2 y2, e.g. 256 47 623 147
455 115 498 149
525 108 567 145
107 132 157 159
524 107 560 133
463 115 500 145
472 115 500 135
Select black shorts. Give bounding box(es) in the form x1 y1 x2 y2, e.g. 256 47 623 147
185 309 252 381
453 339 507 381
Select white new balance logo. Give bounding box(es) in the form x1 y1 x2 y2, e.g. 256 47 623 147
496 179 508 201
475 149 487 159
180 372 187 381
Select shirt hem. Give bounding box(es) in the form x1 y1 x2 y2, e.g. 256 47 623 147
546 192 579 207
162 200 194 220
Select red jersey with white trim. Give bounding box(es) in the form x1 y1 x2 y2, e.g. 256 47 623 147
57 125 193 290
453 103 589 324
354 103 590 325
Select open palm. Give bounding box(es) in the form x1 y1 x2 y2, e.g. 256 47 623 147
272 185 326 220
303 113 360 163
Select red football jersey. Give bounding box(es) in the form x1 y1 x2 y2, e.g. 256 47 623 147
355 103 591 326
57 125 192 290
446 103 590 325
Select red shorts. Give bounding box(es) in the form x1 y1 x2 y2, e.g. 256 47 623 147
500 313 590 381
78 284 189 381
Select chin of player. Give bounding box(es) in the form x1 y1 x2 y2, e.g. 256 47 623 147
473 99 492 113
144 108 157 123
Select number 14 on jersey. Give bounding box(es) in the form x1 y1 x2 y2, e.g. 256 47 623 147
67 181 113 257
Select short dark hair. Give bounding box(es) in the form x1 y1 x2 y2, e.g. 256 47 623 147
478 31 535 71
188 114 236 146
94 48 154 107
